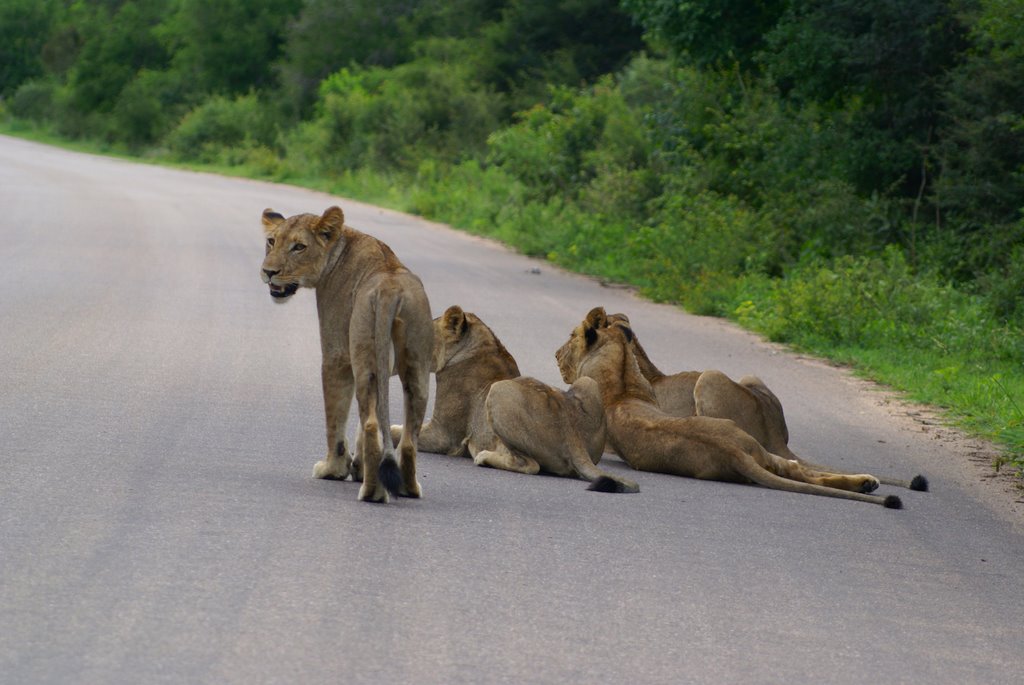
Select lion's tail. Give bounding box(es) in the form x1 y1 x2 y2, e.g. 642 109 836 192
568 439 640 494
374 290 403 498
587 474 640 493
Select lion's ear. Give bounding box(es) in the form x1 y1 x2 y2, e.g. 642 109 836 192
316 206 346 243
607 312 630 327
262 208 285 232
584 324 599 347
585 306 608 329
619 325 634 343
443 305 468 335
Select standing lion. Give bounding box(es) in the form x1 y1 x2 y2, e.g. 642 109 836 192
261 206 433 503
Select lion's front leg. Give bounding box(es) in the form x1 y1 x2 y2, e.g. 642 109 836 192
313 358 355 480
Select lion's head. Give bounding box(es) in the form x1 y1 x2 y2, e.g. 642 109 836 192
556 307 639 385
432 305 520 376
260 206 345 302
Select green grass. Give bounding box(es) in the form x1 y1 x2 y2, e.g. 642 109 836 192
764 344 1024 471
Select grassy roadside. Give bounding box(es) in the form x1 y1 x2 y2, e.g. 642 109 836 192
5 121 1022 479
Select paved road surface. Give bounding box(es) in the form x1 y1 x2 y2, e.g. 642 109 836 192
2 135 1022 684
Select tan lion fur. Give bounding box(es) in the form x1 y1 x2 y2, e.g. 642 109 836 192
556 308 903 508
392 305 520 458
261 206 433 503
395 306 638 492
605 312 926 492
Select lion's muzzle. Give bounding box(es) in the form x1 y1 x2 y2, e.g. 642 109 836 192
262 268 298 300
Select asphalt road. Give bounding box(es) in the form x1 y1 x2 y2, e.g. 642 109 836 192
2 134 1023 684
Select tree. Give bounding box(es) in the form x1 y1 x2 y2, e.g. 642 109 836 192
0 0 57 97
65 1 171 114
762 0 968 196
620 0 786 68
275 0 421 115
160 0 302 95
480 0 644 106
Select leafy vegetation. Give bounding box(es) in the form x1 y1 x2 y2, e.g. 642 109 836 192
1 0 1021 472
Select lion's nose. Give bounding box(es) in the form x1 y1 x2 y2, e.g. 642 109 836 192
263 268 279 281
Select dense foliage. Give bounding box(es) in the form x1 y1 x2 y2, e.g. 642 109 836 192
2 0 1022 464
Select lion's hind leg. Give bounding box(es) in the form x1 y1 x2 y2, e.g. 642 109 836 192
393 359 430 498
734 445 902 508
355 391 389 503
792 454 929 492
792 464 881 493
352 356 392 502
764 456 880 494
473 442 541 475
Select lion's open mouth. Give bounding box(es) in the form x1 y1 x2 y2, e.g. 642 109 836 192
269 283 299 299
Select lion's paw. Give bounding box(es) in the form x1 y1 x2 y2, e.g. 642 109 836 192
859 476 880 494
313 457 350 480
357 481 390 504
388 424 403 447
400 480 423 499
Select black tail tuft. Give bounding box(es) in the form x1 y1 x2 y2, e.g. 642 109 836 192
587 476 624 493
883 494 903 510
379 456 403 498
910 474 929 492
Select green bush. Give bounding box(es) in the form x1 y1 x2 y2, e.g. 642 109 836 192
7 80 57 121
409 159 525 237
734 246 1022 365
167 93 277 162
487 78 651 203
627 185 775 311
109 69 186 148
303 55 502 175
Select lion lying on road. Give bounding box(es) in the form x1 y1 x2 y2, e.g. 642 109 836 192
556 308 903 507
261 205 433 503
392 305 638 492
398 305 521 459
605 312 927 492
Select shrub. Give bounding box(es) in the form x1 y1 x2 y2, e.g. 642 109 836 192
8 80 57 121
734 245 1023 366
167 93 277 162
109 69 186 148
487 78 651 203
304 54 502 175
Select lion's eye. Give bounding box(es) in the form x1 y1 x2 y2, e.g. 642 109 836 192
291 243 306 253
267 237 275 247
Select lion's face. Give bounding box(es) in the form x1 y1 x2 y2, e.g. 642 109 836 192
260 207 344 302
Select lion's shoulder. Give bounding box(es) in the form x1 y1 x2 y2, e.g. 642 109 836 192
342 228 410 275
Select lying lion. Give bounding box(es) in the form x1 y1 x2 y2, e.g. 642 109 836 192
605 312 927 493
556 307 904 507
392 305 638 492
261 206 433 503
